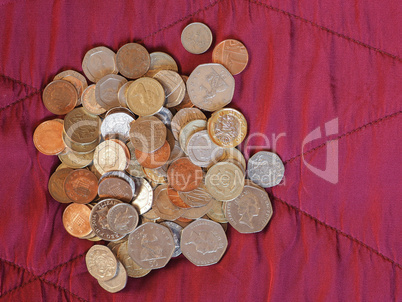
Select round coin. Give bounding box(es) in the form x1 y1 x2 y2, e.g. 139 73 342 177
42 80 77 115
174 75 195 110
167 187 191 209
54 70 88 105
33 120 66 155
167 157 203 192
100 110 135 141
116 43 150 79
90 199 125 241
131 178 153 215
181 22 213 54
247 151 285 188
171 108 206 140
98 177 133 202
64 169 98 204
129 116 167 153
82 46 118 83
107 203 139 235
48 168 73 203
98 261 127 293
58 149 94 168
64 107 101 144
85 245 118 281
135 140 170 169
82 84 106 115
187 130 224 167
153 184 185 221
178 183 214 208
212 39 249 75
62 203 92 238
178 119 207 154
144 52 178 77
154 70 185 108
126 141 146 178
117 81 133 108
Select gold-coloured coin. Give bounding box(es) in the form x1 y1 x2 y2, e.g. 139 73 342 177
58 149 94 168
93 140 128 175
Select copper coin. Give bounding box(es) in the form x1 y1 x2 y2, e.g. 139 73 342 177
212 39 249 75
33 120 66 155
167 187 191 209
116 43 150 79
153 184 185 221
48 168 73 203
64 107 101 144
171 108 206 140
53 70 88 105
167 157 203 192
62 203 92 238
95 74 128 110
129 116 167 153
64 169 98 204
135 140 170 169
98 177 133 202
82 84 106 115
82 46 118 83
42 80 77 115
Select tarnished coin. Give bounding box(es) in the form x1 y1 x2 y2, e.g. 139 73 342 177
62 131 99 154
99 170 136 199
225 184 272 233
62 203 92 238
98 261 127 293
82 84 107 115
154 107 173 129
187 63 234 112
153 184 185 221
208 108 247 148
129 116 167 153
100 109 135 141
90 199 125 241
178 183 214 208
160 221 183 257
205 161 245 201
144 52 178 77
48 168 73 203
247 151 285 188
131 178 153 215
171 108 206 140
82 46 118 83
64 169 98 204
167 187 191 209
141 208 160 221
174 75 195 110
154 70 185 108
207 199 228 223
86 245 118 281
167 157 203 192
93 140 128 175
143 167 167 184
187 130 224 168
33 120 66 155
181 219 228 266
212 39 249 75
116 43 150 79
107 203 139 235
58 149 94 168
64 107 101 144
181 22 213 54
135 140 170 169
117 241 151 278
98 177 133 202
54 70 88 105
178 119 207 154
219 147 246 171
42 80 77 115
117 81 133 108
126 77 165 116
128 222 175 269
126 141 146 178
95 74 127 110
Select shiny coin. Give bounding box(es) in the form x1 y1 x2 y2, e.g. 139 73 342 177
154 106 173 129
42 80 77 115
247 151 285 188
219 147 246 171
127 222 175 269
90 199 125 241
178 119 207 154
171 108 206 140
129 116 167 153
167 187 191 209
212 39 249 75
64 169 98 204
154 70 185 108
135 140 170 169
100 109 134 141
98 261 127 293
178 183 214 208
107 203 139 235
98 177 133 202
167 157 203 192
93 140 128 175
205 161 245 201
117 81 133 108
181 218 228 266
64 107 101 144
208 108 247 148
144 52 178 77
116 43 150 79
116 241 151 278
187 63 234 111
143 167 167 184
181 22 213 54
126 141 146 178
82 84 106 115
54 70 87 105
62 203 92 238
58 149 94 168
174 75 195 110
131 178 153 215
225 184 272 233
48 168 73 203
187 130 224 167
160 221 183 257
82 46 118 83
33 120 66 155
126 77 165 116
153 184 185 221
207 199 228 223
95 74 127 110
86 245 118 281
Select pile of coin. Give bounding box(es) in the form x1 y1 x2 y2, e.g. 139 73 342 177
33 22 285 293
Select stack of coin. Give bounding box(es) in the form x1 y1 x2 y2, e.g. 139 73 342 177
34 22 285 293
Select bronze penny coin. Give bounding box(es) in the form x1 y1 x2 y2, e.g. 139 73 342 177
167 187 191 209
64 169 98 204
129 116 167 153
33 120 66 155
48 168 73 203
53 70 88 106
82 84 106 115
98 177 133 202
135 140 170 169
212 39 249 75
62 203 92 238
116 43 150 79
64 107 101 144
167 157 203 192
42 80 78 115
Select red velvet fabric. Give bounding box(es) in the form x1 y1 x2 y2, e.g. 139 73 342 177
0 0 400 301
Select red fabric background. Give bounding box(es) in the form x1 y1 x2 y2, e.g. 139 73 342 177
0 0 401 301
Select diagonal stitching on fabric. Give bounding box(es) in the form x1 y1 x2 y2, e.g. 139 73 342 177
284 111 401 164
0 90 41 113
272 195 402 269
38 278 89 302
0 74 40 92
246 0 402 62
0 251 87 298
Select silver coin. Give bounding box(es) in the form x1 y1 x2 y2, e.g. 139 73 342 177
160 221 183 257
107 203 139 235
100 110 135 141
117 81 133 108
247 151 285 188
171 108 206 140
95 74 127 110
98 261 127 293
181 22 213 54
131 178 153 215
178 119 207 154
187 130 224 167
116 241 151 278
85 245 118 281
154 106 173 129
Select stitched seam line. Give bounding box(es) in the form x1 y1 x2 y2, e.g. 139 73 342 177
246 0 402 62
0 90 41 112
0 74 40 92
284 110 402 164
38 278 89 302
272 195 402 269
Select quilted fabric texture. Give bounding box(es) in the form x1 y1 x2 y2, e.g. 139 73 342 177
0 0 400 301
